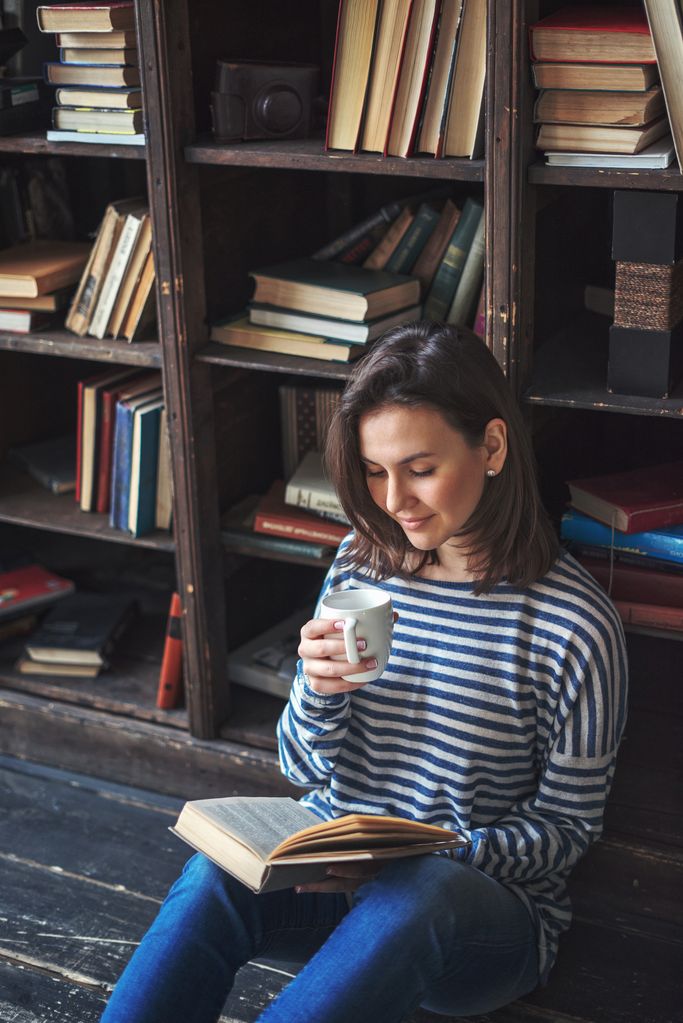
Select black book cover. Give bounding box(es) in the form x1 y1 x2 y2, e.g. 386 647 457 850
24 593 138 667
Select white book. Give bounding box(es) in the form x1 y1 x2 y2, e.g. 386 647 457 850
446 206 485 326
227 606 314 698
89 205 147 339
545 135 675 169
46 129 145 146
284 450 349 524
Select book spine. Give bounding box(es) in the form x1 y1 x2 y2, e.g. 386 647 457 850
75 378 85 503
561 511 683 565
95 391 116 514
254 514 345 547
130 406 161 537
424 198 483 320
110 402 133 530
220 525 333 561
156 592 183 709
66 205 117 336
89 212 142 339
284 482 348 523
386 204 439 274
446 208 485 325
312 201 402 260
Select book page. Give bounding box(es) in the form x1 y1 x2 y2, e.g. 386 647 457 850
186 797 319 861
272 813 468 858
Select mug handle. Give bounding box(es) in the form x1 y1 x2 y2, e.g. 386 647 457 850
342 617 360 664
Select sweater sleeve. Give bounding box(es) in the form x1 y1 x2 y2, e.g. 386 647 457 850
454 614 628 885
276 538 355 788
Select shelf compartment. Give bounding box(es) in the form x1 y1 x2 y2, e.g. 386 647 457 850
524 314 683 419
197 341 353 381
0 609 187 729
528 161 683 192
0 130 145 161
185 136 484 182
0 328 161 366
0 464 175 551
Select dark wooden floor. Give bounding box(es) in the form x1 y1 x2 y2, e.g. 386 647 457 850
0 748 681 1023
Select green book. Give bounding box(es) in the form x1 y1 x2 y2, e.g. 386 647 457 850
424 197 484 321
385 203 440 275
249 257 421 323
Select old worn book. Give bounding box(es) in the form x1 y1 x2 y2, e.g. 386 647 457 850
529 5 657 64
531 61 659 92
0 564 74 621
416 0 464 155
171 796 469 893
534 85 665 126
227 606 313 699
59 46 139 65
362 208 415 270
250 258 420 322
410 198 461 296
441 0 487 158
15 655 101 677
37 2 136 32
560 509 683 566
0 240 89 298
254 481 349 547
386 0 441 157
23 592 137 667
52 107 143 133
44 63 141 87
643 0 683 173
88 200 148 339
211 317 364 364
55 86 142 108
285 450 348 524
55 30 138 48
120 247 156 341
325 0 381 151
545 135 675 168
536 116 669 154
360 0 413 153
567 461 683 534
108 213 152 338
249 302 421 344
9 434 77 494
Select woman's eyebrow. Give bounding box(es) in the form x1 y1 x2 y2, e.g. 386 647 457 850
360 451 435 466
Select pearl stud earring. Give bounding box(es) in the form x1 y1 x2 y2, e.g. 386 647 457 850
486 469 496 477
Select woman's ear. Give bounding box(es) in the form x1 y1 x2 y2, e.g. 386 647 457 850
483 418 507 476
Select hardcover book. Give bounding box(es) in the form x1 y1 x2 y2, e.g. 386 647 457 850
643 0 683 173
536 116 669 155
227 605 314 699
156 591 183 709
37 3 136 33
441 0 487 158
171 796 469 894
528 6 657 64
44 64 141 87
254 481 349 547
210 316 364 364
531 61 659 92
9 433 76 494
386 0 441 157
359 0 413 154
248 302 421 344
0 564 75 621
0 240 89 298
24 592 137 667
424 196 484 320
533 85 665 127
560 509 683 566
285 450 349 524
416 0 464 155
325 0 381 152
250 258 421 323
567 461 683 534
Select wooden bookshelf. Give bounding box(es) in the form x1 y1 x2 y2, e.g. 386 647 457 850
197 342 354 381
529 160 683 191
0 131 145 161
0 329 160 366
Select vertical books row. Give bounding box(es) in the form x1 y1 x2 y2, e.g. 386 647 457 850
65 197 156 341
327 0 486 158
37 1 144 146
77 366 172 538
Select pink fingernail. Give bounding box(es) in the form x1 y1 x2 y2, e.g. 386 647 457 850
366 658 378 669
334 621 345 630
357 640 366 651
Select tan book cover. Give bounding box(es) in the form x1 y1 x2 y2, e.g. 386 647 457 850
121 248 156 342
0 240 89 299
108 214 152 338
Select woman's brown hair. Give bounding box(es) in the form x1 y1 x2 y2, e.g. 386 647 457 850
324 321 559 594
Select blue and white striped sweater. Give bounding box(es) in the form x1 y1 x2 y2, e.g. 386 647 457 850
277 544 628 981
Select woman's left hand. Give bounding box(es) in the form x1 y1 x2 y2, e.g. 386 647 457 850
295 862 380 894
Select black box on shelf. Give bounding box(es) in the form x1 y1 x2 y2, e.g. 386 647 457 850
612 190 683 265
210 60 318 143
607 322 683 398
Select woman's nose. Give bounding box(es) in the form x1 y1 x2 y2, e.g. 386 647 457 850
385 475 414 514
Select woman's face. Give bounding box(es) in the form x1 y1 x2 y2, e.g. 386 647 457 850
358 404 506 554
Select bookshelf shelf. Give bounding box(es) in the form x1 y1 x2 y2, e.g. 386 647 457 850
528 161 683 191
0 609 187 728
0 130 146 161
197 342 353 381
184 136 485 182
0 329 161 366
524 314 683 419
0 465 175 551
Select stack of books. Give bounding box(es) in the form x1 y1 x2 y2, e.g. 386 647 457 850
326 0 486 159
530 4 674 169
210 256 421 363
0 239 90 333
75 367 172 538
16 592 137 678
65 197 155 341
0 563 75 648
561 460 683 636
37 1 144 147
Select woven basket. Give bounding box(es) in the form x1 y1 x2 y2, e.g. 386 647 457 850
613 260 683 330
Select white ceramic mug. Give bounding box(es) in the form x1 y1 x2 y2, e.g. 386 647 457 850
319 588 393 684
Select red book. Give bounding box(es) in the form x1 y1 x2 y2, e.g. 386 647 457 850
567 461 683 534
577 554 683 608
0 565 75 621
529 6 656 65
254 481 349 547
613 600 683 633
156 592 183 710
95 370 153 514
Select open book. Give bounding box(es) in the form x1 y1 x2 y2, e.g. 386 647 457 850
171 796 469 893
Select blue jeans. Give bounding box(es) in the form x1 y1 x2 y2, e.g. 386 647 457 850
101 852 539 1023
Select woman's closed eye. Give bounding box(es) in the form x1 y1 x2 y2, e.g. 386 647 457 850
365 467 435 479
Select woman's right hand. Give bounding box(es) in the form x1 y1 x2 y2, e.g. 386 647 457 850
298 617 376 695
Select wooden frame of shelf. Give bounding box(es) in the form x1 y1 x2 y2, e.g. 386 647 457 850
0 328 160 366
529 161 683 192
0 131 145 161
196 343 353 381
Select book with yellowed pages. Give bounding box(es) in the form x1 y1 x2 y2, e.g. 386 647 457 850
359 0 413 154
210 317 364 364
37 2 136 32
325 0 381 151
0 240 89 298
171 796 469 894
536 115 669 155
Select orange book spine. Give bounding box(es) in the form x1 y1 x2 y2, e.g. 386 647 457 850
156 591 183 709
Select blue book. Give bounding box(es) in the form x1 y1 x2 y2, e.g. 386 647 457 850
560 509 683 566
424 197 485 321
127 396 164 537
385 203 440 275
110 388 162 531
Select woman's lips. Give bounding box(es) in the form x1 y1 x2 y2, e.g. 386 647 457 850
398 515 433 529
